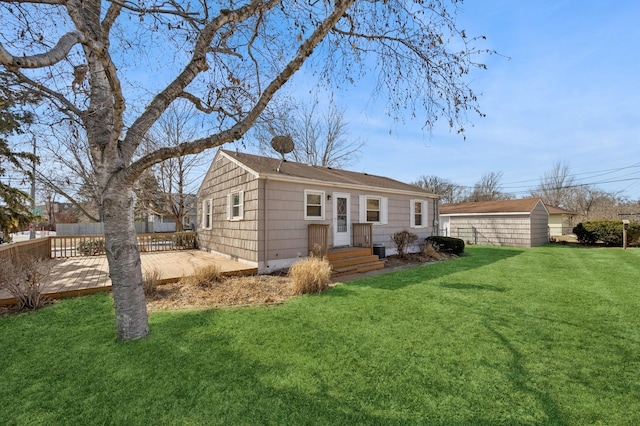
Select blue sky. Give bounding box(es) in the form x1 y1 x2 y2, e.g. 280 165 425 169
6 1 639 203
281 1 640 201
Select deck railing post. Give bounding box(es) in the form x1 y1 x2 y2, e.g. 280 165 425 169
308 224 329 257
352 223 373 253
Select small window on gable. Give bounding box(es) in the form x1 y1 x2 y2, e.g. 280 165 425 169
359 195 388 224
305 190 325 220
202 199 212 230
227 191 244 221
410 199 428 228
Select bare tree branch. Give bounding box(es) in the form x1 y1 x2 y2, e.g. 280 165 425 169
123 0 356 183
35 170 100 222
0 30 85 69
120 0 284 164
11 70 83 118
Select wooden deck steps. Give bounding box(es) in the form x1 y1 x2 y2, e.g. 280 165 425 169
327 247 385 276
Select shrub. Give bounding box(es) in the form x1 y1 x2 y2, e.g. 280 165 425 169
289 257 332 295
77 238 105 256
572 223 597 245
630 223 640 247
425 236 465 255
391 230 419 259
0 255 51 310
143 269 162 295
573 221 640 247
185 264 222 289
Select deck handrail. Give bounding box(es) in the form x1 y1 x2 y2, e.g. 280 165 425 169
0 232 198 261
49 232 198 258
0 238 51 261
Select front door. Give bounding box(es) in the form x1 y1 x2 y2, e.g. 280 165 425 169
333 192 350 247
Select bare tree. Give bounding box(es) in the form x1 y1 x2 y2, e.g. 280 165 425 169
531 161 628 221
467 171 510 202
567 186 623 221
530 161 575 208
255 100 363 168
37 125 103 222
412 175 467 204
135 104 206 231
0 0 491 340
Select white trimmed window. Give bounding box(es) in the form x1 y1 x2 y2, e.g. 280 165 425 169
359 195 388 224
410 199 428 228
202 199 212 230
304 190 325 220
226 191 244 221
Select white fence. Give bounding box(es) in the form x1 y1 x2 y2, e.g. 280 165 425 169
153 222 177 233
56 222 172 236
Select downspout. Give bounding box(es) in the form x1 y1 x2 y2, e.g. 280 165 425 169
433 197 440 236
263 177 269 271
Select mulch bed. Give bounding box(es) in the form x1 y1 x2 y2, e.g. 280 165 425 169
145 275 296 312
2 252 451 315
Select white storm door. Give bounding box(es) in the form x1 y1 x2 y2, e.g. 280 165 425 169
333 192 351 247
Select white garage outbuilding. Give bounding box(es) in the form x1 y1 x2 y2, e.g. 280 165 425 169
440 198 549 247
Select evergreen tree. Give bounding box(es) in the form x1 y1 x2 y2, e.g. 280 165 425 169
0 72 37 240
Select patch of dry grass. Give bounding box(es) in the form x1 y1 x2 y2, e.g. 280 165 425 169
182 264 222 289
143 268 162 295
146 274 295 312
423 241 447 261
289 257 332 295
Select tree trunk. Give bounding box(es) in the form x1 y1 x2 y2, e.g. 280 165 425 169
103 183 149 341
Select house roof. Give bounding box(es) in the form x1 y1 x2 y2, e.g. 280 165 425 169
546 205 577 215
219 150 437 198
440 197 546 215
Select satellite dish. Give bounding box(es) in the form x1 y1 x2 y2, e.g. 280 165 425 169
270 135 294 158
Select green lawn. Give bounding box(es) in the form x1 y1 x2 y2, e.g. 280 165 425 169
1 245 639 425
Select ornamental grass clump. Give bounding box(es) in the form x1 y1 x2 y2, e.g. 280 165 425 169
186 264 223 289
289 257 332 295
142 269 162 295
423 241 446 261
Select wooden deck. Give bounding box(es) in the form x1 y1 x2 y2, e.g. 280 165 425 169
0 250 257 306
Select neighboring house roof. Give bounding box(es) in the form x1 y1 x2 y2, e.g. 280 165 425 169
546 205 577 216
217 149 438 198
440 197 547 215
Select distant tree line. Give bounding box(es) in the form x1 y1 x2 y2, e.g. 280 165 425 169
413 161 639 222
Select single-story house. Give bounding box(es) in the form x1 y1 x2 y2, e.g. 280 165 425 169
547 205 577 237
439 197 549 247
197 149 439 273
